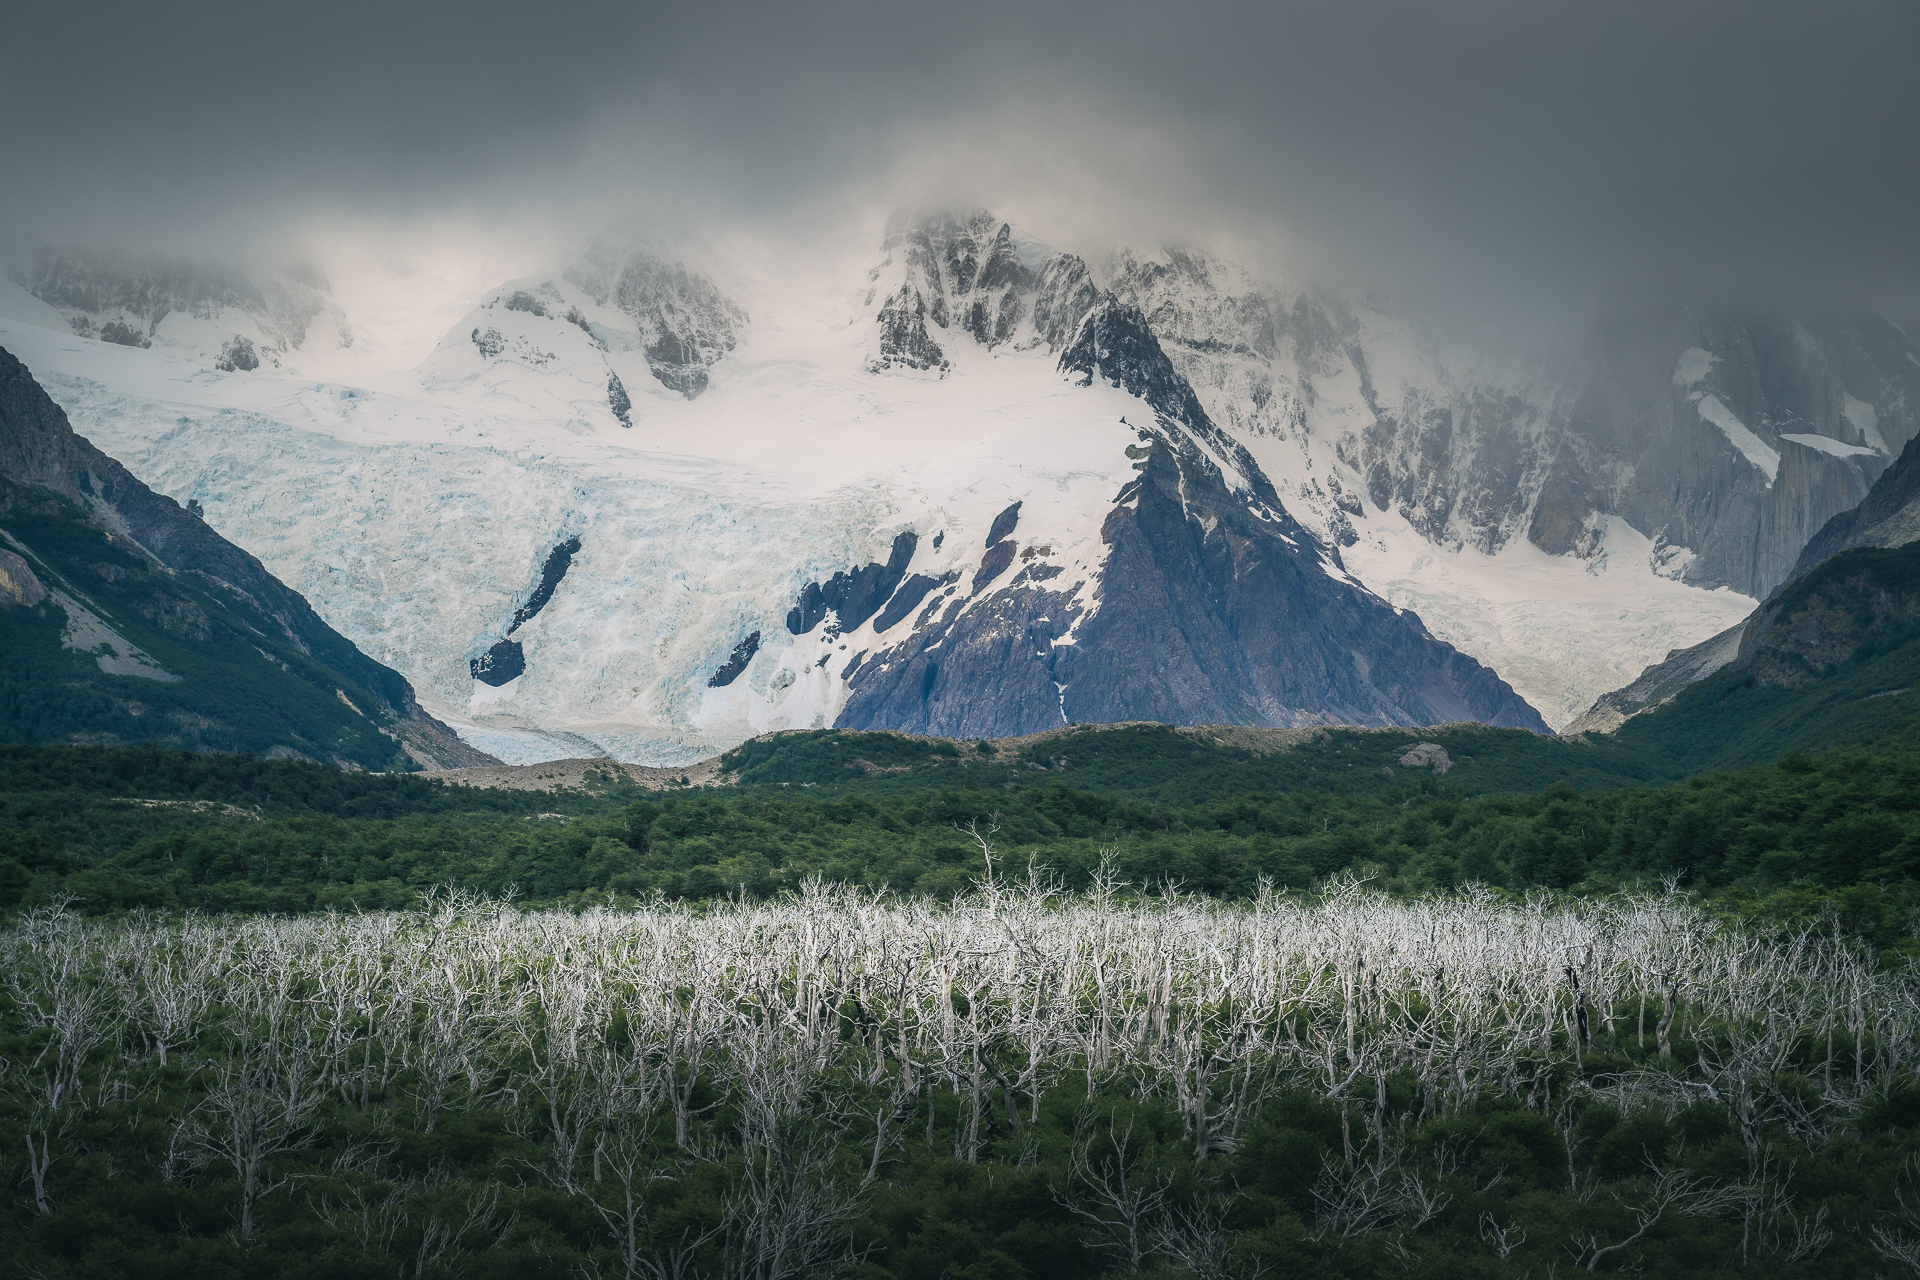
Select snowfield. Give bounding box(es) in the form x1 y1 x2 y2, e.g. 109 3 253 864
0 234 1762 758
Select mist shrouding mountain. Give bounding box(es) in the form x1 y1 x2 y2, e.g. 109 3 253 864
3 1 1915 336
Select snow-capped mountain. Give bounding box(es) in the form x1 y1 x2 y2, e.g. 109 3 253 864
2 213 1909 761
9 247 349 374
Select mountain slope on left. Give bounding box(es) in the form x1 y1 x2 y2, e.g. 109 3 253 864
0 346 495 769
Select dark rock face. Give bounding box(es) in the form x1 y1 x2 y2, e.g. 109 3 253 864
985 501 1021 548
470 639 525 686
1527 464 1602 559
215 336 258 372
871 572 948 633
1056 436 1546 731
1059 297 1291 514
608 372 632 427
1027 255 1101 351
786 532 918 635
840 581 1082 739
971 540 1018 593
565 243 745 399
708 631 760 687
466 537 581 688
871 287 947 373
835 278 1549 737
1792 431 1920 577
0 344 492 768
99 320 150 348
511 537 581 633
1061 298 1212 431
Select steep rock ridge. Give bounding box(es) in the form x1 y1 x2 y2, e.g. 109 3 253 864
1592 540 1920 752
865 212 1041 373
1569 432 1920 735
1101 249 1558 555
471 536 583 688
1561 623 1745 735
835 241 1548 737
564 242 744 397
0 345 492 767
7 247 346 368
1791 431 1920 576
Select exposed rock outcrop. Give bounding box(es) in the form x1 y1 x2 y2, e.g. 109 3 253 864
1562 624 1745 735
786 532 919 636
13 247 339 368
865 212 1056 373
0 547 46 608
708 632 761 687
565 244 745 398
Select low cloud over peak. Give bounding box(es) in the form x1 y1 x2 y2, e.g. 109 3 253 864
4 0 1915 336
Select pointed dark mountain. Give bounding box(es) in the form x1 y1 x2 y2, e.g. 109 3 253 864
828 222 1549 737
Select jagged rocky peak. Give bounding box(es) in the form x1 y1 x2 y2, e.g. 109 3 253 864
865 211 1098 374
1059 296 1214 439
1103 248 1279 363
8 245 339 368
832 274 1547 738
564 241 745 398
1027 253 1100 351
1103 245 1566 556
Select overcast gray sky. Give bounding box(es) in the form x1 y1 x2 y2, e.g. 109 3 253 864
4 0 1916 330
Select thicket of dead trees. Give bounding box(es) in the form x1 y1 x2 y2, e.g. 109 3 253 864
4 873 1918 1276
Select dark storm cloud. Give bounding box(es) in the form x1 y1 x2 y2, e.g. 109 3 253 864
4 0 1915 324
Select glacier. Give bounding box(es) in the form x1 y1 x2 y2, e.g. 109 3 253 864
8 218 1913 757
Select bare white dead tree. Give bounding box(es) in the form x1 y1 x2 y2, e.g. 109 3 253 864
3 877 1915 1265
1053 1119 1170 1274
1566 1159 1748 1272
